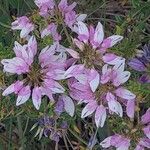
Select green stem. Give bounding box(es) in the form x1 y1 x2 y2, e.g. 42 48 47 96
55 142 58 150
17 116 24 149
63 134 69 150
23 117 29 136
0 22 11 29
62 22 74 48
69 128 88 146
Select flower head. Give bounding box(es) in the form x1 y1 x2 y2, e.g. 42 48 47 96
67 22 124 69
67 63 135 127
100 108 150 149
11 16 34 38
35 0 87 40
1 36 66 110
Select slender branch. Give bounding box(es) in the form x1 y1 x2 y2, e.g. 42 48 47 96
65 134 75 149
0 22 11 29
69 128 88 146
62 22 74 49
63 134 69 150
17 116 24 149
23 117 29 136
55 142 58 150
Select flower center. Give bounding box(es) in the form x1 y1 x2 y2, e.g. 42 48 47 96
94 84 114 105
79 44 103 69
26 64 45 86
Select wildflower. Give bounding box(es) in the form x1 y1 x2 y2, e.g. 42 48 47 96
34 0 55 17
41 23 61 41
54 95 75 117
100 134 130 150
11 16 34 38
67 63 135 127
100 108 150 149
67 21 124 69
1 36 66 110
35 0 86 39
36 116 68 142
128 44 150 83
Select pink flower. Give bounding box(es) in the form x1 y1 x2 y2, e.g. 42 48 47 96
100 134 130 150
36 0 86 40
67 63 135 127
67 22 124 69
41 23 61 41
1 36 66 110
76 21 123 51
11 16 34 38
100 108 150 150
34 0 55 17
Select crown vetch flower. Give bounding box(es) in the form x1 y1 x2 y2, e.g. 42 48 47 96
128 44 150 83
1 36 67 110
67 21 124 68
11 16 34 38
67 63 135 127
35 0 87 39
100 108 150 150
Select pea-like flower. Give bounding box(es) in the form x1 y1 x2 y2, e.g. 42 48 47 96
1 36 67 110
67 21 124 68
100 108 150 150
11 16 34 38
35 0 87 39
67 63 136 128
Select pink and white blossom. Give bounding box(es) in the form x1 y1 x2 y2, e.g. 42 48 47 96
1 36 67 110
67 63 135 127
11 16 34 38
100 108 150 150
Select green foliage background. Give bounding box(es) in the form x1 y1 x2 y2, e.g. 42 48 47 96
0 0 150 149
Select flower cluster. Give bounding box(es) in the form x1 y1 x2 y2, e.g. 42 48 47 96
100 109 150 150
36 116 68 142
1 0 149 148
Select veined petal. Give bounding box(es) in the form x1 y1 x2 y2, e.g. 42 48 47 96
89 69 100 92
2 83 15 96
143 125 150 139
106 35 123 47
93 22 104 48
50 82 65 93
16 85 31 106
128 58 147 72
73 38 84 51
1 57 29 74
95 105 106 127
106 92 123 117
32 87 42 110
66 48 80 59
62 95 75 117
115 87 136 100
126 100 135 119
81 101 97 118
141 108 150 124
139 138 150 148
100 136 112 148
103 53 125 66
76 14 87 22
77 21 89 43
28 35 37 56
113 71 131 86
